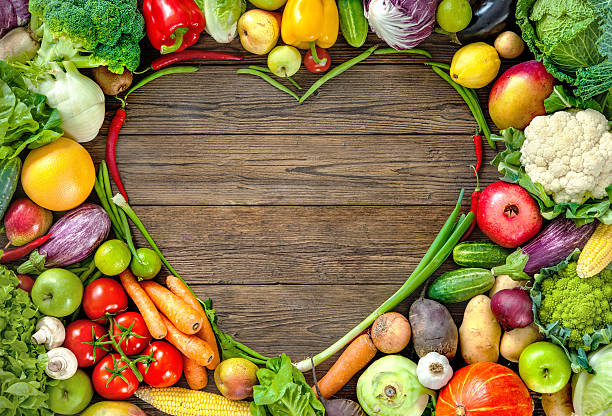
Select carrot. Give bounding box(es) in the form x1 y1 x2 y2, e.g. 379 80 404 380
183 354 208 390
140 280 204 335
161 315 214 367
119 270 166 339
166 275 221 369
313 333 377 399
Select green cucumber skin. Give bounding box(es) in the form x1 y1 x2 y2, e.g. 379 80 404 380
453 241 511 268
0 158 21 220
428 268 495 303
338 0 368 48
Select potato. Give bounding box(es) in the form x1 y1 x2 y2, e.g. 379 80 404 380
489 274 524 297
494 31 525 59
542 382 574 416
459 295 501 364
92 66 133 96
500 323 543 362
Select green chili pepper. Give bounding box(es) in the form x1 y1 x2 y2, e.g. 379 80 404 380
300 45 378 103
237 68 299 101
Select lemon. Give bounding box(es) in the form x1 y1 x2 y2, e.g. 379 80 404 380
450 42 501 88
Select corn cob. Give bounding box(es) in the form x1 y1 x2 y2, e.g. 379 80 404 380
577 222 612 278
134 387 251 416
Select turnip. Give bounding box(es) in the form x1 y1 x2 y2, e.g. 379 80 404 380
0 27 39 63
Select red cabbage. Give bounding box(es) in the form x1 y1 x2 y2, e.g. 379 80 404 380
0 0 29 38
364 0 438 50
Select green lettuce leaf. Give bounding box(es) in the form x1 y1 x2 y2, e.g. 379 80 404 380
198 0 246 44
0 60 62 159
0 265 55 416
252 354 326 416
491 127 612 225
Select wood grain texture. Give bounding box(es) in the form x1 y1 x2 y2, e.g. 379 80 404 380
84 134 499 206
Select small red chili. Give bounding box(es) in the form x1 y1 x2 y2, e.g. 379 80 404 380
0 233 52 263
151 49 243 70
105 108 129 203
461 167 480 242
473 134 483 177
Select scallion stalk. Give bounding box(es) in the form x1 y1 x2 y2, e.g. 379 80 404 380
294 191 473 372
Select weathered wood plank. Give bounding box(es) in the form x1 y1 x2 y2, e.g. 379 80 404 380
124 205 482 286
84 134 499 206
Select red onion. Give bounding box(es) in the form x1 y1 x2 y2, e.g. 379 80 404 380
490 287 533 330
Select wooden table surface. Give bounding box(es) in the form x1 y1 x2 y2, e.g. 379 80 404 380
82 31 546 415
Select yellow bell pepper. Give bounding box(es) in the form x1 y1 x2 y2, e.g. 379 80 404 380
281 0 339 50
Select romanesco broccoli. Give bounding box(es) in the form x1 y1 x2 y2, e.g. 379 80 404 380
539 261 612 349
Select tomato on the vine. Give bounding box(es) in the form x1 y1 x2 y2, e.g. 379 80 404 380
112 312 152 355
64 320 109 367
83 278 128 321
137 341 183 388
304 47 331 73
92 354 139 400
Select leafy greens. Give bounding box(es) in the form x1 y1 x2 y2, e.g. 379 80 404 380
516 0 611 100
492 86 612 225
0 60 62 159
250 354 326 416
0 265 55 416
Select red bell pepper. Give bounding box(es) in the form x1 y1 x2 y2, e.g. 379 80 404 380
143 0 206 54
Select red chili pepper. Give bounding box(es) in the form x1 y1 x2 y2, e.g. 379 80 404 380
151 50 243 70
473 134 483 177
106 108 129 202
461 167 480 242
1 233 52 263
142 0 205 54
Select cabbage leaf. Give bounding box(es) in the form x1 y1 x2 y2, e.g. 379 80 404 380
516 0 611 99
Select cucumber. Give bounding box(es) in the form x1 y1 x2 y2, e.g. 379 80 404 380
428 268 495 303
338 0 368 48
453 241 511 268
0 158 21 220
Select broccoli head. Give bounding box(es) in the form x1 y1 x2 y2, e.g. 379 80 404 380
538 262 612 350
29 0 144 73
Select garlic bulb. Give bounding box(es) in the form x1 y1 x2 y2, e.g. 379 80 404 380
416 352 453 390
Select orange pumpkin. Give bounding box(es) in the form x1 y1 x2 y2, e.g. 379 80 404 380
436 362 533 416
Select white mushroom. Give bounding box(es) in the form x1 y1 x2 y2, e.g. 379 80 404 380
45 348 78 380
416 352 453 390
31 317 65 350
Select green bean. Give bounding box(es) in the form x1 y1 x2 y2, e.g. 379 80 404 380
430 66 480 120
237 69 299 101
94 178 124 239
124 66 199 100
464 88 494 148
300 45 378 103
374 48 432 59
247 66 302 89
100 163 122 231
424 61 450 70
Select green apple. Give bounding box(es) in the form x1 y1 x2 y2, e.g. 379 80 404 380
267 46 301 77
48 370 94 415
31 268 83 317
248 0 287 11
518 341 571 394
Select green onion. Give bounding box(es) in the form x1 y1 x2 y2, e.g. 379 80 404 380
294 190 473 372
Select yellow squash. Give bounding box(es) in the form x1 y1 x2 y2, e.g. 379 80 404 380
281 0 339 49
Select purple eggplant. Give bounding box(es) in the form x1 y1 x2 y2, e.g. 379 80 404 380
18 204 110 274
492 217 598 280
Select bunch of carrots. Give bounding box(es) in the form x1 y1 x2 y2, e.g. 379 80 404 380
119 270 220 390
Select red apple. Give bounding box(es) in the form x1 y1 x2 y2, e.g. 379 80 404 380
4 198 53 246
477 181 542 248
488 60 555 130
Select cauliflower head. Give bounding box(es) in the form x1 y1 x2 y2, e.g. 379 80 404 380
539 262 612 350
520 109 612 204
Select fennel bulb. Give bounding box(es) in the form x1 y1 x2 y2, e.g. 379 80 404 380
31 61 105 142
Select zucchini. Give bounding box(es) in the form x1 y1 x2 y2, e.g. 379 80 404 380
338 0 368 48
428 268 495 303
453 241 511 268
0 157 21 220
